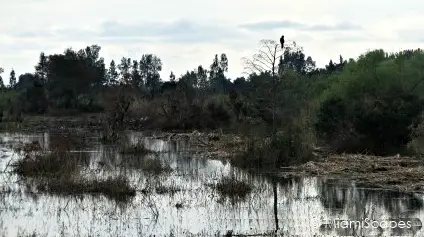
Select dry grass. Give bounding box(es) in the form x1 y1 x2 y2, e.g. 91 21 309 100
211 177 252 200
12 148 87 178
155 185 182 194
284 153 424 193
12 141 135 202
14 141 42 153
37 176 136 202
120 142 153 155
140 159 173 175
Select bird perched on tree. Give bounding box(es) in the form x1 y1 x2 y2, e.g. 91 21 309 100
280 35 285 49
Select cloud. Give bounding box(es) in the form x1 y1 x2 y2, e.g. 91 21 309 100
8 20 249 45
240 20 361 32
396 28 424 43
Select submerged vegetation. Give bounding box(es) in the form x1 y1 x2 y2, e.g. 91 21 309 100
139 158 173 175
11 141 136 202
37 176 136 202
120 141 154 155
12 147 86 178
210 177 253 201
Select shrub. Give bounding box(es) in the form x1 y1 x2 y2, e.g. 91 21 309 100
233 118 313 169
316 50 424 155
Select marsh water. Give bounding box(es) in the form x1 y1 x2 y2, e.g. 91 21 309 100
0 131 424 236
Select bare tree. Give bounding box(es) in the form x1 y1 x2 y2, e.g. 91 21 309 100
242 39 287 138
242 39 289 234
242 39 284 76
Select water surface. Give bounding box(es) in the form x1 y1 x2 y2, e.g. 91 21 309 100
0 132 423 236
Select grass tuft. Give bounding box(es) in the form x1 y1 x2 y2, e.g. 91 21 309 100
120 142 153 155
211 177 252 201
37 176 136 202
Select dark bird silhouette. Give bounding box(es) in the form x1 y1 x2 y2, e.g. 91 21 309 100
280 35 285 49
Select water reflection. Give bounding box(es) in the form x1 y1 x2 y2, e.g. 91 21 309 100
0 132 423 236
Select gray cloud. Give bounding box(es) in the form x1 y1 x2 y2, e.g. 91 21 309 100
98 20 246 43
0 41 46 54
240 20 361 32
8 20 248 44
396 29 424 43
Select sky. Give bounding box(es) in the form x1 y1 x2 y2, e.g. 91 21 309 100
0 0 423 84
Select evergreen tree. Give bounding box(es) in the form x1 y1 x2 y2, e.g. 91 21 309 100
9 69 16 88
107 60 119 85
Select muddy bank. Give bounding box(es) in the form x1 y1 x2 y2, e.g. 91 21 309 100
0 114 104 132
279 154 424 194
148 131 424 193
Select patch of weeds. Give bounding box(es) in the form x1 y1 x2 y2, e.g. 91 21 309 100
120 142 153 155
14 141 42 153
37 176 136 202
100 133 120 144
0 122 25 132
140 158 172 175
16 230 40 237
155 185 182 194
12 149 87 178
210 177 252 201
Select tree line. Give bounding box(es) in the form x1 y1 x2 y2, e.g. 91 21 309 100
1 40 423 165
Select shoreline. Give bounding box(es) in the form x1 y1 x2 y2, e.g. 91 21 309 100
2 115 424 194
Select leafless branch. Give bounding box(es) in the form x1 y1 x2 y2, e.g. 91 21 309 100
242 39 285 75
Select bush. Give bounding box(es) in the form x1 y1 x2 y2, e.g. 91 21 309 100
233 118 313 169
202 95 233 129
316 50 424 155
317 92 423 155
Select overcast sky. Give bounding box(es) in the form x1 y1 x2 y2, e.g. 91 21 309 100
0 0 423 83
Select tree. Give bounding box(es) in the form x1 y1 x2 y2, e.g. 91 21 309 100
279 42 316 74
118 57 131 85
16 73 47 113
0 68 4 89
180 70 198 88
316 49 424 155
197 65 208 91
46 46 106 109
209 54 228 92
326 60 336 72
9 69 16 88
107 60 119 85
139 54 162 97
35 52 48 83
242 39 284 136
169 71 176 82
131 60 142 88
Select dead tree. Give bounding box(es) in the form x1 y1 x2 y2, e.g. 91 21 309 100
242 39 285 137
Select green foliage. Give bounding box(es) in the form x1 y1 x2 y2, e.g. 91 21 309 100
3 42 424 159
9 69 16 88
0 91 19 110
316 49 424 155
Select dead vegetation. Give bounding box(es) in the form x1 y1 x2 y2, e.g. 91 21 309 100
210 177 252 201
120 142 153 155
282 153 424 193
155 185 182 194
36 176 136 202
12 142 88 178
12 141 136 202
150 130 244 159
140 158 173 175
101 87 134 143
